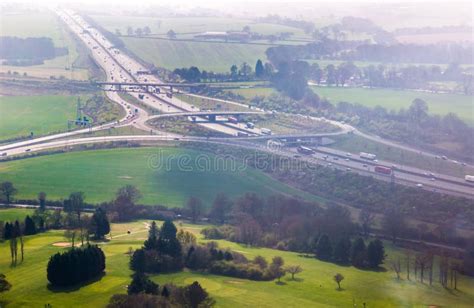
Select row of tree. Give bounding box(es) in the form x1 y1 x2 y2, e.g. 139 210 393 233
308 61 472 93
315 236 386 269
121 26 152 37
172 59 272 83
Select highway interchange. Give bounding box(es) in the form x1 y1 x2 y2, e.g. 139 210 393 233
0 9 473 199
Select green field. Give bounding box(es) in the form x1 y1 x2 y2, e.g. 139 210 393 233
0 11 88 79
228 86 473 124
0 95 78 141
0 147 317 206
122 37 268 73
0 208 34 222
0 218 473 307
312 86 474 124
92 15 311 40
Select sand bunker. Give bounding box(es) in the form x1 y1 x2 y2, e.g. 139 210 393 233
52 242 74 247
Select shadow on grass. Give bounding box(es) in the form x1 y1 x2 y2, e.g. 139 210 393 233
47 272 106 293
289 277 304 282
275 281 287 286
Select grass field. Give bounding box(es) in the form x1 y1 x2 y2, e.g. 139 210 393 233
0 95 78 141
0 94 123 142
122 37 268 73
0 218 473 307
0 208 34 222
92 15 311 40
228 86 473 124
311 86 474 124
92 14 312 73
0 147 318 206
0 11 88 79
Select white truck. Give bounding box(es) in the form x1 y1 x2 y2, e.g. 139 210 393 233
360 152 376 160
261 128 272 135
465 175 474 183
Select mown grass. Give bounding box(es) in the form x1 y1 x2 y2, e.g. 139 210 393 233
0 218 473 307
0 147 318 206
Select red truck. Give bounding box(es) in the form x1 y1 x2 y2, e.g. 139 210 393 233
228 116 238 124
374 165 392 175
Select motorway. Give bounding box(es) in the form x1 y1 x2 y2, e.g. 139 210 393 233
0 9 472 199
2 132 473 198
58 9 265 136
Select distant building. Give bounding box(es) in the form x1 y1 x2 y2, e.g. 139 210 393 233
194 31 250 41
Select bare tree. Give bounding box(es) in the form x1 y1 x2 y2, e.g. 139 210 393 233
439 255 449 288
359 208 375 237
286 265 303 280
391 258 402 280
404 250 412 280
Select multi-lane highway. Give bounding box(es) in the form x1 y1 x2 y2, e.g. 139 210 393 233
58 9 266 136
0 9 472 200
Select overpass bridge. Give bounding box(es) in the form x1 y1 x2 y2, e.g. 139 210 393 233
147 110 265 123
95 81 246 93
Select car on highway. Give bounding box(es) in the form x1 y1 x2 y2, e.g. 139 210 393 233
416 183 424 188
25 149 31 152
333 157 339 160
1 152 7 156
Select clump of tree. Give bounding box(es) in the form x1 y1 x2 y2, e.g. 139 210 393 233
130 220 287 282
47 245 105 287
0 37 67 64
314 235 385 270
109 280 215 308
130 220 183 273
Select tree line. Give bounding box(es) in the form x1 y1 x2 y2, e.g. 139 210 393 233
265 36 473 65
0 37 67 65
173 59 272 83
